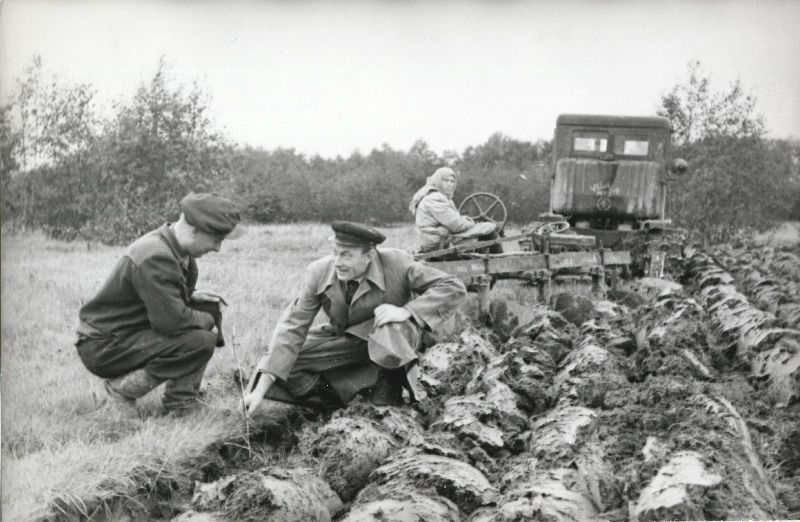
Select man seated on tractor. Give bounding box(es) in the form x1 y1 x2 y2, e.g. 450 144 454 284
409 167 500 259
242 221 466 414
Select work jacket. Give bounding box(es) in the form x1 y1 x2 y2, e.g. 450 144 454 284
257 247 467 381
414 191 475 250
78 224 213 339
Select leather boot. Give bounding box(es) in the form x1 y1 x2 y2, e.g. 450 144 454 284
161 362 208 416
104 369 165 419
299 376 344 411
371 369 405 406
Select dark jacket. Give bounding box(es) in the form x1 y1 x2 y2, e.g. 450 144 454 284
78 224 213 339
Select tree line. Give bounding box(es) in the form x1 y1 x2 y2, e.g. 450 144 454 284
658 61 799 241
0 58 797 244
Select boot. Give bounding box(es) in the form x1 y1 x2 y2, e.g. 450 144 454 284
104 369 165 419
371 369 405 406
161 362 209 416
299 376 344 411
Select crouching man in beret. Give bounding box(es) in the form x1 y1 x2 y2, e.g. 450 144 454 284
243 221 467 414
76 193 241 418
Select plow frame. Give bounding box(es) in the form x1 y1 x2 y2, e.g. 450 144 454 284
573 224 685 278
415 230 631 318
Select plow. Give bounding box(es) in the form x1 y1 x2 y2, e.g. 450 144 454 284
415 216 631 315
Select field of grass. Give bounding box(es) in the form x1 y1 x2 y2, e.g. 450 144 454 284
0 222 550 520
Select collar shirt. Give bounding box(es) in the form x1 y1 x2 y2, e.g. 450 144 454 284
341 276 365 305
327 262 383 305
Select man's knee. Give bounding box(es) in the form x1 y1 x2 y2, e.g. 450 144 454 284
75 338 113 377
368 320 421 369
181 329 217 361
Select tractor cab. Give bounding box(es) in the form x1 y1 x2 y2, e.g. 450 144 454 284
548 114 687 240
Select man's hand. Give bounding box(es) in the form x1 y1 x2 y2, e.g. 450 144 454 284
373 304 412 327
240 373 275 416
191 289 228 305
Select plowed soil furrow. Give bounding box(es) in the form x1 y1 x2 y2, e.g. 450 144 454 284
708 246 800 329
682 250 800 518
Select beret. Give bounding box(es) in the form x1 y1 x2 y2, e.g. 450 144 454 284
180 193 241 236
331 221 386 247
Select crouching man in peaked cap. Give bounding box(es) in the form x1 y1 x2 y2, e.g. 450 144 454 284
243 221 467 413
76 193 241 418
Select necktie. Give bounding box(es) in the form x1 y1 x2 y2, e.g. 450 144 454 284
345 280 359 305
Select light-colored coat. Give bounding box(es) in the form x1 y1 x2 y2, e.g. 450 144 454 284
256 247 466 381
414 191 475 250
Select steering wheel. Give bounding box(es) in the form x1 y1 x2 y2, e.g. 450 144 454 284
458 192 507 231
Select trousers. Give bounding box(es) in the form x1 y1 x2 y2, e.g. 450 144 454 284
77 327 216 407
76 327 216 381
253 319 424 404
282 330 373 399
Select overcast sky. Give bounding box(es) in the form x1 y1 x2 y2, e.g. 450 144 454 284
1 0 798 158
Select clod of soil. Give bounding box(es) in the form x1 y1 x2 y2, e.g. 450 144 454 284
632 451 722 520
751 336 800 406
190 467 343 522
430 395 507 453
339 484 461 522
470 468 600 521
551 293 595 326
418 330 498 398
528 405 597 463
493 341 556 415
367 448 499 513
464 362 528 430
551 341 629 409
300 415 401 501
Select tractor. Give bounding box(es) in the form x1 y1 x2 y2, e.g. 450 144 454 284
415 114 688 316
536 114 689 276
